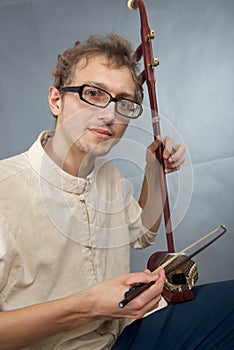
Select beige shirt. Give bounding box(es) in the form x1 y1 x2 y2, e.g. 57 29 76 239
0 132 159 349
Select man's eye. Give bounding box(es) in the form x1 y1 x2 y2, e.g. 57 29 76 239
85 90 99 98
119 100 130 110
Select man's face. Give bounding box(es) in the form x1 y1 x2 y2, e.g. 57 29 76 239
49 55 136 158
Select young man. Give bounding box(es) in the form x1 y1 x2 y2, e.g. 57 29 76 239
0 34 233 350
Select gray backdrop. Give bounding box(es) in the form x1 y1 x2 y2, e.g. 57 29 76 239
0 0 233 284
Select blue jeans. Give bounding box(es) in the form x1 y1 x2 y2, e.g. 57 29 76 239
112 280 234 350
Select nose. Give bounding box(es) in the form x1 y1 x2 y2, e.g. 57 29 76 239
97 101 116 124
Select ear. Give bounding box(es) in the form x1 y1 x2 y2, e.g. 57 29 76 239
48 86 61 116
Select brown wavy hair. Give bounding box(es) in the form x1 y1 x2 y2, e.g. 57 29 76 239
51 33 143 104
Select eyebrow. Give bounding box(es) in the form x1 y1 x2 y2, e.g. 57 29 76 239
83 80 135 99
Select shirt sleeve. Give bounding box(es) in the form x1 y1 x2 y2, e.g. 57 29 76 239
0 217 15 297
126 194 158 249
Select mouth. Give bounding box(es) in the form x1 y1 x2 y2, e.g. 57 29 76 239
88 127 113 140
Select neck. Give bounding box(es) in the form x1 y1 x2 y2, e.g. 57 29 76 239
43 131 95 178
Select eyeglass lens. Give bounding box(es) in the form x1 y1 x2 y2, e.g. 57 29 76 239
81 85 140 118
82 85 110 107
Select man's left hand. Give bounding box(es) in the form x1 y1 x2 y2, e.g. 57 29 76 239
147 136 186 174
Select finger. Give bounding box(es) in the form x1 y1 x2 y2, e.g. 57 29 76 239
131 270 165 307
134 269 165 297
162 136 175 160
165 165 180 174
125 271 160 287
168 144 186 164
165 156 185 173
135 294 162 318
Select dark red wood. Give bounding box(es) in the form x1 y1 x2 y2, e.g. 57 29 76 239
132 0 174 252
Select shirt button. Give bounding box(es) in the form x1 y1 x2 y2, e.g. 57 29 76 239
79 194 85 201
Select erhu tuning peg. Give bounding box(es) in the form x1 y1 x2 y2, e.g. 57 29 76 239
147 29 155 40
149 56 159 68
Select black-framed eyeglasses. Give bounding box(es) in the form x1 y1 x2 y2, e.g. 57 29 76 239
59 84 143 119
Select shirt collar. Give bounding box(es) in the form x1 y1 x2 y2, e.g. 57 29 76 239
28 131 93 195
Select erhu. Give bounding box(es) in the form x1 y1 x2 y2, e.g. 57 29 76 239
119 0 227 307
